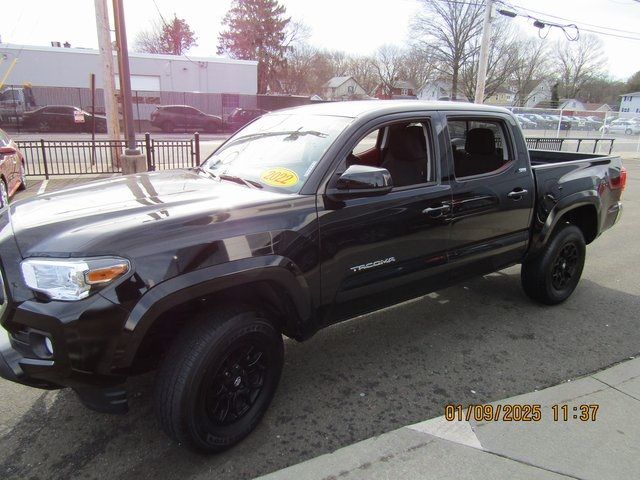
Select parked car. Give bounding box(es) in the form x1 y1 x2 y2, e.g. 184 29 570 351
520 113 554 129
0 128 27 205
21 105 107 133
226 108 268 132
600 120 640 135
546 115 572 130
0 101 625 453
583 116 604 131
515 114 537 129
150 105 223 133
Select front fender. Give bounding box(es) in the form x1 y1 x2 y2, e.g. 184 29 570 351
113 255 312 369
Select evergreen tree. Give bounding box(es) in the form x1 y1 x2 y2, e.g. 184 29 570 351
627 71 640 92
217 0 290 93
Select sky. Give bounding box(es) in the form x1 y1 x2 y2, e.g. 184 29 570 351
2 0 639 80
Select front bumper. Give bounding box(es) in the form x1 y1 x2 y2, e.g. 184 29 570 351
0 293 132 413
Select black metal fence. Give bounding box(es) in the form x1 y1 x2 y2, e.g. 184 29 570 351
15 134 616 179
16 133 200 178
526 137 615 154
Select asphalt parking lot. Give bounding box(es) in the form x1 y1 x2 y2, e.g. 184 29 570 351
0 157 638 480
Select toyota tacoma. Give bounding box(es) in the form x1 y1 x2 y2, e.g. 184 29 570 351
0 101 625 452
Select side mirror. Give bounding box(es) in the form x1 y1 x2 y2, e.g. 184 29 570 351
326 164 393 201
0 146 16 156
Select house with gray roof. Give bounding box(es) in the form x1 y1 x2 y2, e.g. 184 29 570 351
322 76 367 101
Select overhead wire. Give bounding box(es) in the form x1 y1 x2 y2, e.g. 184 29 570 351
495 0 640 41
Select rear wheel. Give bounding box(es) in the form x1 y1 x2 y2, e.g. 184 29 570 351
154 306 284 453
38 120 51 132
206 121 220 133
521 224 586 305
625 128 633 135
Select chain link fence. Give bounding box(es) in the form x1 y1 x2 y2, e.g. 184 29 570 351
511 106 640 156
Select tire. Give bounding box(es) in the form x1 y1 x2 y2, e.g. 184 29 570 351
154 306 284 453
521 224 586 305
625 128 632 135
0 180 8 208
161 120 175 133
18 163 27 191
38 120 51 132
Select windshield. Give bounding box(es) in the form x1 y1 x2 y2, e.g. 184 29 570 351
201 113 352 193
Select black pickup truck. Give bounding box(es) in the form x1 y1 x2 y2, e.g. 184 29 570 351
0 101 625 452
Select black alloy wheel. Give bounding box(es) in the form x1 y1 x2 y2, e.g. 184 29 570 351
550 243 579 291
521 224 586 305
154 306 284 453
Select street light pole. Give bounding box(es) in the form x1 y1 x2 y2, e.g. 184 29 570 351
474 0 494 104
112 0 146 173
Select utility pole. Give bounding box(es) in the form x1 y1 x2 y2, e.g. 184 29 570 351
474 0 494 104
94 0 121 162
112 0 146 173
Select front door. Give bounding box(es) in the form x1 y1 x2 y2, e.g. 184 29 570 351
317 116 452 324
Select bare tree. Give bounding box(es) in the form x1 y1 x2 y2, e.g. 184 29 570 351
134 21 165 54
399 45 437 94
412 0 484 100
134 15 197 55
512 38 549 107
372 45 405 98
346 55 378 95
459 21 520 101
554 34 607 99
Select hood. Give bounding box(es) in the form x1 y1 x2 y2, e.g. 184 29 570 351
9 169 290 256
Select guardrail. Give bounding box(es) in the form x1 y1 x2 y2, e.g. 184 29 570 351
16 133 200 178
526 137 615 155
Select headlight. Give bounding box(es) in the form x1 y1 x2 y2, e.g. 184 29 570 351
21 257 130 301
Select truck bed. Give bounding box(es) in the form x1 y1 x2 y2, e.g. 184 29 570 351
528 149 613 167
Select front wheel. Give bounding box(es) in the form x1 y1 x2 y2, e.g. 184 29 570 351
625 128 633 135
154 306 284 453
521 224 586 305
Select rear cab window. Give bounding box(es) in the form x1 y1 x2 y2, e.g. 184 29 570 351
447 117 513 179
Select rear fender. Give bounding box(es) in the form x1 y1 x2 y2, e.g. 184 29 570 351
532 190 600 253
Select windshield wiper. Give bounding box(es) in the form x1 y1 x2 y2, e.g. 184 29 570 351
218 173 263 189
194 165 216 179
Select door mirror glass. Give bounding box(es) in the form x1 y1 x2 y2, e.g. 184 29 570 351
327 165 393 200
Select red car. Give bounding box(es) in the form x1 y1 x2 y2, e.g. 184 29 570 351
0 128 27 206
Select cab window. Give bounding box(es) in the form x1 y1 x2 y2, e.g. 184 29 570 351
345 120 435 188
447 118 512 179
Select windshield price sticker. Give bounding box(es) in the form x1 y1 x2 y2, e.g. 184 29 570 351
260 168 299 187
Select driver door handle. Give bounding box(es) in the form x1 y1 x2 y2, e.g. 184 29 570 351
507 189 528 199
422 204 451 217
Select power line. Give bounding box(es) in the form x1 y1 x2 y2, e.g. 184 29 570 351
497 0 640 41
504 1 640 35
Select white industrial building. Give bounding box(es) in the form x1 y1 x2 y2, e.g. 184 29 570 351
0 44 258 94
619 92 640 116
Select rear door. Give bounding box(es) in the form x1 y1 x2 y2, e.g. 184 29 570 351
317 113 453 324
445 113 535 280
